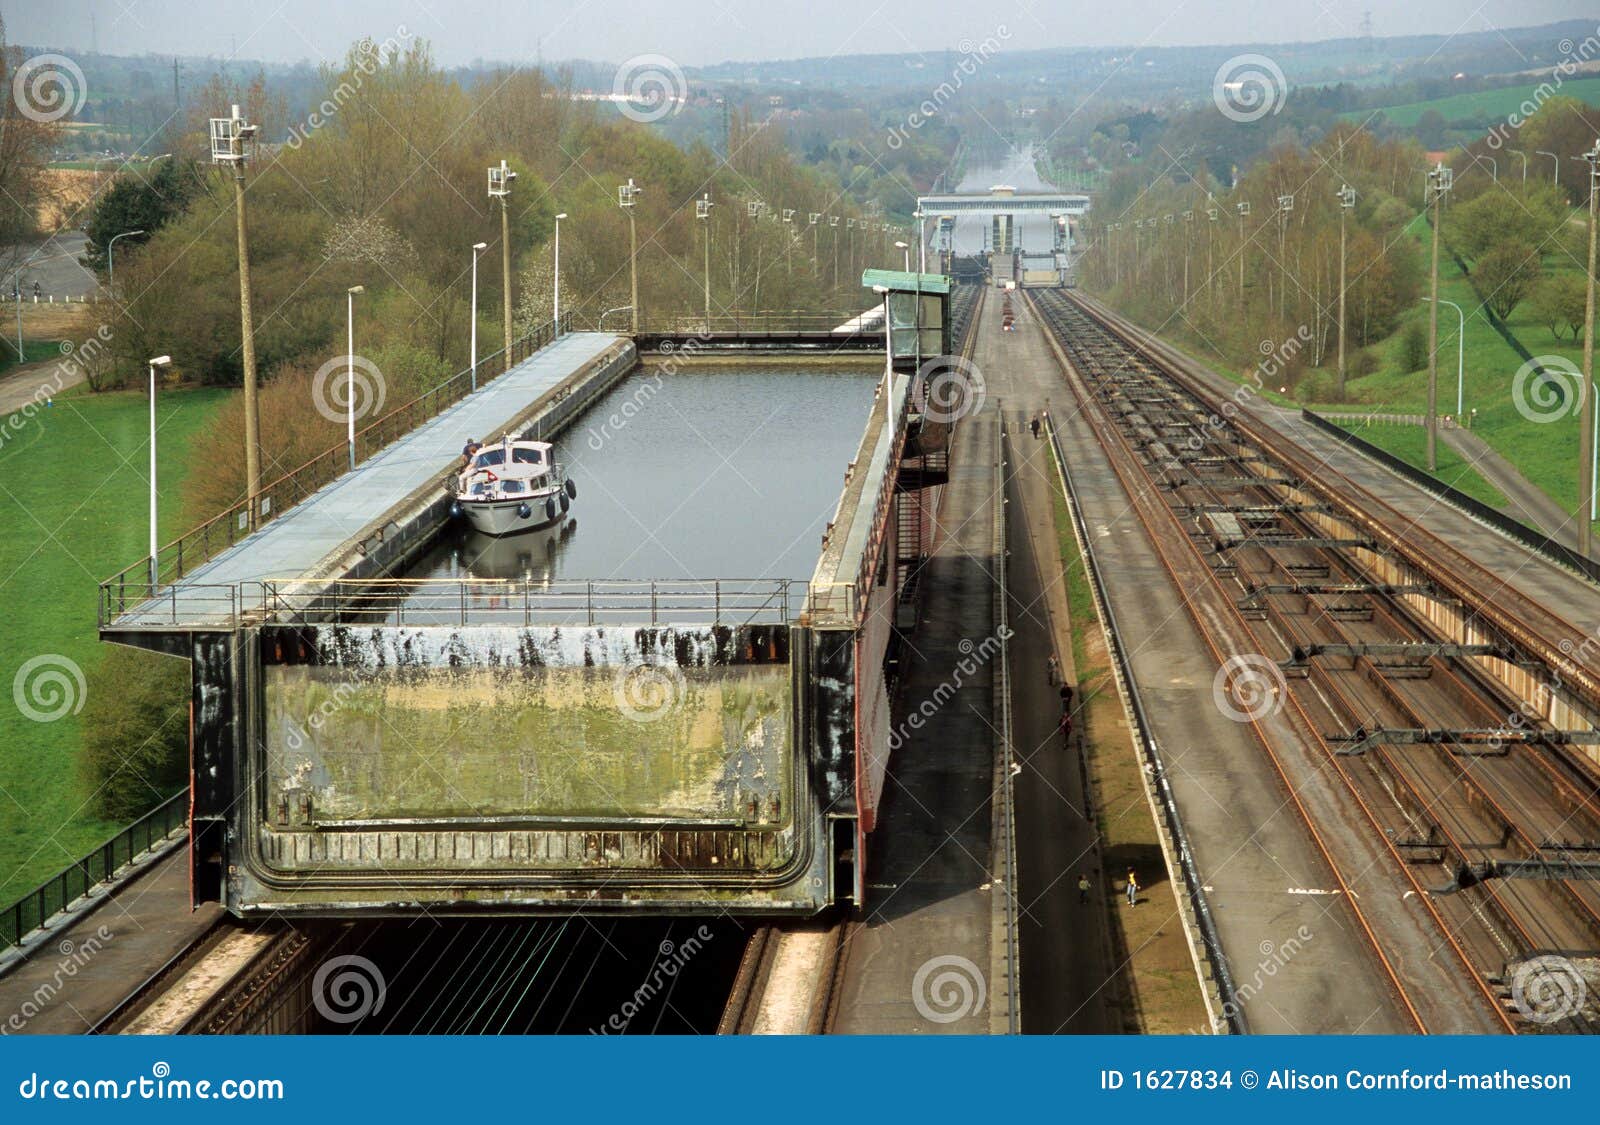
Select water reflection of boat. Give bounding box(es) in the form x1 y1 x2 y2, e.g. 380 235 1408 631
453 520 576 582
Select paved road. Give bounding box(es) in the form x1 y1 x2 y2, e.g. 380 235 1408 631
0 354 79 417
3 232 96 300
1442 426 1579 547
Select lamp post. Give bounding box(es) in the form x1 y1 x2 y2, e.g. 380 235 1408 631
106 228 145 289
619 179 642 333
1425 162 1453 472
346 285 363 471
872 284 893 378
1422 296 1464 415
147 355 172 588
1580 141 1600 558
697 193 713 334
1337 185 1355 399
1509 149 1529 183
1276 194 1294 320
488 160 517 370
895 240 910 271
1537 150 1560 186
469 241 487 390
553 212 567 333
1236 200 1250 302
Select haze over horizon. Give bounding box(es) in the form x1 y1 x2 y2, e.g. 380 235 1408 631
9 0 1599 70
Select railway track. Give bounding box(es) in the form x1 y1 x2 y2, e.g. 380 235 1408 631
717 920 852 1034
1029 288 1600 1034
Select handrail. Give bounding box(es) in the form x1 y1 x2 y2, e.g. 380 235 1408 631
2 790 188 950
99 313 573 622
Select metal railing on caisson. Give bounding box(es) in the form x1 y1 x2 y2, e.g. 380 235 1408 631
631 311 873 336
2 790 187 951
98 314 572 624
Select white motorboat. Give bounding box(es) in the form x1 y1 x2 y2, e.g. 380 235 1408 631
450 435 577 537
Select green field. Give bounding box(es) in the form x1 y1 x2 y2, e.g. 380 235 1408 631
0 341 66 377
1332 420 1509 510
1347 75 1600 128
0 383 230 904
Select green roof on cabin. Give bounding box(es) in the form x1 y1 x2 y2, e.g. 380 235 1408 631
858 269 951 295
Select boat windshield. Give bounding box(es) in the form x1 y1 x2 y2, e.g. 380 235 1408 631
512 447 545 464
500 480 525 495
468 480 493 496
473 449 506 468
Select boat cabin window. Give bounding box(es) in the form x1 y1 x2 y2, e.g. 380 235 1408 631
468 481 493 496
500 480 525 495
512 447 544 464
473 449 506 468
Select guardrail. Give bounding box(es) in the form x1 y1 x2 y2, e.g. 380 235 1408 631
98 313 573 615
2 791 187 950
103 577 798 630
1302 409 1600 585
1043 411 1245 1033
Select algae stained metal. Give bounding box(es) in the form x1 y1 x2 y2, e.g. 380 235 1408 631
232 621 832 916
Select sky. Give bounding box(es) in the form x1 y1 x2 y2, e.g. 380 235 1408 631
8 0 1599 68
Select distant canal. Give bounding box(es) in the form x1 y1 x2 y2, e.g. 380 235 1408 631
406 362 880 586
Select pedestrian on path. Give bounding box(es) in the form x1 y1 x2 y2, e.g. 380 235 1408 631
1059 682 1073 708
1046 652 1059 686
1125 868 1139 906
1030 413 1041 439
1077 873 1091 904
1059 705 1073 744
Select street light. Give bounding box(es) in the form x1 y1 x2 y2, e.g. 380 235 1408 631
1509 149 1529 183
346 285 364 471
1422 296 1464 415
895 239 910 271
106 228 145 289
1337 185 1356 398
210 103 262 525
1537 150 1560 186
553 213 567 333
488 159 517 371
1425 162 1454 471
147 355 172 588
469 241 487 390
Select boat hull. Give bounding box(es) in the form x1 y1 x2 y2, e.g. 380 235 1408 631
459 492 567 537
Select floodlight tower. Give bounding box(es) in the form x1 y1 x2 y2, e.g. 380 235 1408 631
619 179 642 334
808 213 820 276
1275 193 1294 320
1336 184 1356 399
1235 200 1250 302
1425 162 1453 471
209 104 262 523
488 160 517 371
697 193 714 333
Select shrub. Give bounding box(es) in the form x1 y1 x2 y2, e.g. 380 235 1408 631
1398 320 1428 372
79 646 190 820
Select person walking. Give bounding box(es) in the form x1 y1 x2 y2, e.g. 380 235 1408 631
1030 413 1041 439
1077 872 1091 904
1125 868 1139 906
1046 652 1059 686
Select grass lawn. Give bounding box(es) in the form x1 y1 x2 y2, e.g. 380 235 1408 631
1344 76 1600 128
0 340 66 377
1306 215 1597 543
1333 420 1510 510
0 382 231 905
